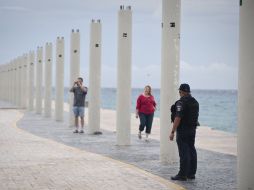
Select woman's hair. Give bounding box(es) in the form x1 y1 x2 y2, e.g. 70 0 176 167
145 85 152 96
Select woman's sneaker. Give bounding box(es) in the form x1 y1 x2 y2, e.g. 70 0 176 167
138 132 142 139
145 134 149 142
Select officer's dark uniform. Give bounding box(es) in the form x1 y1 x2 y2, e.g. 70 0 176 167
175 93 199 178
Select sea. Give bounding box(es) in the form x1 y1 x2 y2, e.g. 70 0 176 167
60 88 238 134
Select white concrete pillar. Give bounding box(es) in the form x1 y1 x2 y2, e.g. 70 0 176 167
88 19 102 134
55 37 65 121
1 65 4 100
9 62 13 103
15 58 21 107
3 64 7 101
7 63 11 102
13 60 17 105
0 66 2 100
44 43 53 117
116 5 132 145
36 47 43 114
10 61 15 104
20 57 25 108
238 1 254 189
18 57 23 107
21 54 28 109
2 64 7 101
69 29 80 126
28 51 35 111
9 63 12 103
160 0 180 163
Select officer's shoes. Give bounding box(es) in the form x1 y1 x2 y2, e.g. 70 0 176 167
187 175 195 180
171 175 187 181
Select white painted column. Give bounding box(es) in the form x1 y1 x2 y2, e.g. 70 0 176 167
21 55 28 109
9 63 12 103
15 58 21 107
18 57 23 107
4 65 7 101
69 29 80 126
55 37 65 121
9 64 12 102
7 64 11 102
4 63 8 101
160 0 180 163
36 47 43 114
28 51 35 111
1 66 4 100
20 56 25 108
13 60 17 105
44 43 52 117
3 64 7 101
0 66 2 100
11 61 15 104
238 1 254 189
88 19 102 134
116 5 132 145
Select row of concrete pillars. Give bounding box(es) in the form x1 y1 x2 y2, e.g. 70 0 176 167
0 4 179 163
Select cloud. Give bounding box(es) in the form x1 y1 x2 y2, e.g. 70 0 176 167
0 6 29 12
180 61 238 90
95 60 238 89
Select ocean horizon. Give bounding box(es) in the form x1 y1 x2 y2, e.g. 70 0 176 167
54 88 237 134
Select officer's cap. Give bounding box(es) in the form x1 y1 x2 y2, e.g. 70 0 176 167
179 83 191 93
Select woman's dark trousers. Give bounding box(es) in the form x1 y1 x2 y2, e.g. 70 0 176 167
139 113 154 134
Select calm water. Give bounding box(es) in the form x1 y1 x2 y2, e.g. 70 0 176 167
59 88 237 134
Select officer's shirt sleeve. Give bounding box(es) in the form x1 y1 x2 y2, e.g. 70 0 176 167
175 100 184 118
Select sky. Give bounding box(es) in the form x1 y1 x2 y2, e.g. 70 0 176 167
0 0 239 89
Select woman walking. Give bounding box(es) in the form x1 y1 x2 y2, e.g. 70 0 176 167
136 85 156 141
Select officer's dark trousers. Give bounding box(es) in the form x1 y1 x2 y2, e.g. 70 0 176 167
139 113 154 134
176 129 197 176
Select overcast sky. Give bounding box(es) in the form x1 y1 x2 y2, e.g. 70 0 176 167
0 0 239 89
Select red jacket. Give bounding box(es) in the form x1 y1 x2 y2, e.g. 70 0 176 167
136 94 156 114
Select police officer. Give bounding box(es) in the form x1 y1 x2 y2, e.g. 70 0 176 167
170 83 199 181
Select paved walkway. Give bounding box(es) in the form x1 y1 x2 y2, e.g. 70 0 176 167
0 107 183 190
0 100 237 190
17 110 236 190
